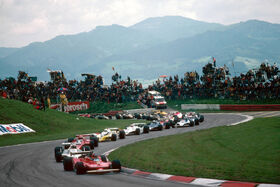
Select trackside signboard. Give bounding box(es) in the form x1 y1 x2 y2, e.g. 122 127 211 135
0 123 35 135
51 101 90 112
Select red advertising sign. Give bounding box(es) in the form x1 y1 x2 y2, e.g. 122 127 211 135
51 101 90 112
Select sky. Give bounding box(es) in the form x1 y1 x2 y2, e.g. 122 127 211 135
0 0 280 48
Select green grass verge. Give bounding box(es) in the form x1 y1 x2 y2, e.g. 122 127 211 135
70 101 142 114
0 98 140 147
109 117 280 184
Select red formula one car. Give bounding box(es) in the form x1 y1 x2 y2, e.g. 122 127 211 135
64 134 99 149
63 151 121 174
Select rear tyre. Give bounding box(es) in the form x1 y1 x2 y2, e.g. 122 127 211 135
63 157 73 171
82 146 90 151
75 162 86 175
90 140 95 149
158 124 163 131
143 125 149 133
119 130 125 139
190 121 194 127
93 137 99 147
199 115 204 122
135 128 141 135
165 122 170 129
68 137 74 142
112 160 121 171
111 134 117 141
195 119 199 126
115 114 122 119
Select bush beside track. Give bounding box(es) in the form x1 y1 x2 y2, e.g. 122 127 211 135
109 117 280 184
0 98 140 147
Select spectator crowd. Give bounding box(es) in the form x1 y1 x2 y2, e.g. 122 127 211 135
1 61 280 108
149 62 280 101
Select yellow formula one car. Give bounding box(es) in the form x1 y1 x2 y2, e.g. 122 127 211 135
93 128 125 142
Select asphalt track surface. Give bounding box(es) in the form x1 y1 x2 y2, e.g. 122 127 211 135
0 113 247 187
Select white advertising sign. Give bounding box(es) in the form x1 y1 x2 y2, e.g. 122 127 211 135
0 123 35 135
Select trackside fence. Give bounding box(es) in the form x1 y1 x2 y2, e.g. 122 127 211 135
181 104 280 111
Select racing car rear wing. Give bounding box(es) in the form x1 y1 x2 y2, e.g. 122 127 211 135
62 142 71 146
70 151 92 156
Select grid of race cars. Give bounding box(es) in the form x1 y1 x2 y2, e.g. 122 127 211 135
54 110 204 175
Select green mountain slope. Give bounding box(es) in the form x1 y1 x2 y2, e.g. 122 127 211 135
0 17 279 82
131 16 224 41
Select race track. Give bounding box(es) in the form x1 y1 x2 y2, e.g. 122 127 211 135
0 113 248 187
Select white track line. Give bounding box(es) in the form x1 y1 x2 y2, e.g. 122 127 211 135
227 114 254 126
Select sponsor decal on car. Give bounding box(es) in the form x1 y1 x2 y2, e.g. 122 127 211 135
0 123 35 135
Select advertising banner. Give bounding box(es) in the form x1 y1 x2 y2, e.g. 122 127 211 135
51 101 90 112
0 123 35 135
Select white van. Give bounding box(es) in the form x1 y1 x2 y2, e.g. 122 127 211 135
153 96 167 109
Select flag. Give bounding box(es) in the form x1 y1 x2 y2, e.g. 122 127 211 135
213 57 216 67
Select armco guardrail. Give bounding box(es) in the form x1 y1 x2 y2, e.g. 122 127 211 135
181 104 280 111
220 104 280 111
181 104 220 110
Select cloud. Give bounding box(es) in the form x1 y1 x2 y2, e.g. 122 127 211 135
0 0 279 47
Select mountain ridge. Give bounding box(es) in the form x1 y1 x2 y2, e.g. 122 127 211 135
0 16 279 82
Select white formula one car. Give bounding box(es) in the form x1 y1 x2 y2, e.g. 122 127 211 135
54 140 91 162
186 112 204 123
123 123 150 135
176 116 196 127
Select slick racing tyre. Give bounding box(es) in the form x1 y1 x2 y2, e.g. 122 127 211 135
165 122 170 129
119 130 125 139
111 134 117 141
75 162 86 175
63 157 73 171
158 124 163 131
82 146 90 151
199 115 204 122
195 119 199 125
190 120 194 127
135 128 141 135
112 160 121 171
54 146 63 162
68 137 74 142
90 140 95 149
143 125 149 133
90 136 99 147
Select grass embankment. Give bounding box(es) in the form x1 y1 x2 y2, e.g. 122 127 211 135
167 99 280 112
109 117 280 183
0 98 139 147
71 101 142 114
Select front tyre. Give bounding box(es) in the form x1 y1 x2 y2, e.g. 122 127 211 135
75 162 86 175
119 130 125 139
63 157 73 171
